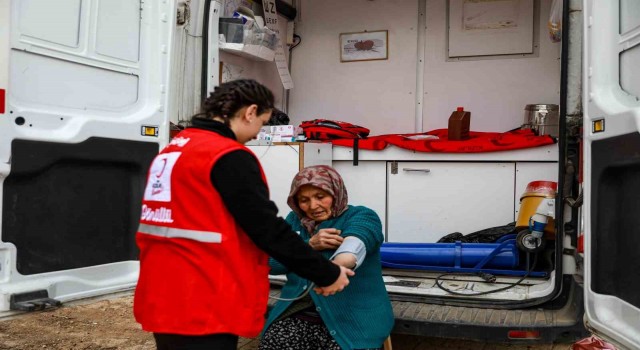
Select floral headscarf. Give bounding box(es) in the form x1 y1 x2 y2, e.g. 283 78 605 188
287 165 349 234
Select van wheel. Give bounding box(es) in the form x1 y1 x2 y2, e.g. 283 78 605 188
516 229 545 253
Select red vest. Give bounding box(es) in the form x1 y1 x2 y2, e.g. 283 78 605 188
133 128 270 337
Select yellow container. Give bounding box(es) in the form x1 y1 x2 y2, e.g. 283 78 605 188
515 181 557 238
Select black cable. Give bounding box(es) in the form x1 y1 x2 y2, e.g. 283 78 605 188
289 34 302 51
200 0 212 103
285 34 301 113
434 252 537 296
506 125 524 132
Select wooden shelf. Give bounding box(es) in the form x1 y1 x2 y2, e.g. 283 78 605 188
219 43 275 62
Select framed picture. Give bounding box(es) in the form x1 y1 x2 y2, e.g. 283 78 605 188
448 0 534 58
339 30 388 63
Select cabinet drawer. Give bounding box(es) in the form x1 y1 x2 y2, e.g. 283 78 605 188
387 162 515 242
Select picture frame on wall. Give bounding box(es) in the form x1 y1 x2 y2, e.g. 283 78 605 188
448 0 534 58
339 30 388 62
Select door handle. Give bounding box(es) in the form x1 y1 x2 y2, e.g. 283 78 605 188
402 168 431 173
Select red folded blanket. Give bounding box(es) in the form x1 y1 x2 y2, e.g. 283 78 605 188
331 129 556 153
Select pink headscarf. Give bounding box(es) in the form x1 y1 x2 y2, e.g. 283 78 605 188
287 165 349 234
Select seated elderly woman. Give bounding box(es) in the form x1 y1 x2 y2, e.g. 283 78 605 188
259 165 394 350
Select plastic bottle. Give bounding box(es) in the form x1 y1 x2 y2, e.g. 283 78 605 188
448 107 471 141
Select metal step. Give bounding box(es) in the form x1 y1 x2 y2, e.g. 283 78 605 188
9 290 62 312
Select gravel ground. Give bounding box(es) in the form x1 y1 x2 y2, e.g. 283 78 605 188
0 293 575 350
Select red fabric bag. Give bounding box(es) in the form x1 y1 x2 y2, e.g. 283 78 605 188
300 119 370 140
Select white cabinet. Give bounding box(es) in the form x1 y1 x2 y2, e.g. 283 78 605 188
250 144 558 242
247 143 332 215
387 162 516 242
334 146 558 243
333 161 388 232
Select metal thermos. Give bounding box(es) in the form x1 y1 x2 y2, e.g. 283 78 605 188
523 104 559 137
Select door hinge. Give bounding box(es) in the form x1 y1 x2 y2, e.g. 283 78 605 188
390 161 398 174
177 1 190 26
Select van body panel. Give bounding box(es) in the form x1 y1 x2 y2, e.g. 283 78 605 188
583 0 640 348
0 0 176 311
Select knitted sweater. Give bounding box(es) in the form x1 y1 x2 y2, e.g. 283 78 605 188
264 205 394 350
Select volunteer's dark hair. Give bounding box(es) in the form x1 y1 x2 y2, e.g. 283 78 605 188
200 79 274 124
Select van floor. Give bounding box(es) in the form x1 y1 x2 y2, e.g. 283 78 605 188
0 292 572 350
382 268 554 302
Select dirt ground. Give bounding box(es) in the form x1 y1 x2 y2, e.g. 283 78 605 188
0 292 574 350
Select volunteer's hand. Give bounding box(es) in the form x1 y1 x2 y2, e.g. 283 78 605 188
309 228 343 250
313 265 354 296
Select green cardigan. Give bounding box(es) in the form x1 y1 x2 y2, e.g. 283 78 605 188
264 205 394 350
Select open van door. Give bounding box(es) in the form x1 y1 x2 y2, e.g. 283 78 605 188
0 0 176 312
583 1 640 348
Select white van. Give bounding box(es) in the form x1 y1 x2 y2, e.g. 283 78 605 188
0 0 638 348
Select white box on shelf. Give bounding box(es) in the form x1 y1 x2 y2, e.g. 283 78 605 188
270 125 295 136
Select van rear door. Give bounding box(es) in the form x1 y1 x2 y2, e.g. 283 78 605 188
583 1 640 348
0 0 176 311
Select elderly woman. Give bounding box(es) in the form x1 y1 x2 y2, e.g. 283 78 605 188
259 165 394 350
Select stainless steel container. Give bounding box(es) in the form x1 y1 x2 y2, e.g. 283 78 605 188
523 104 559 137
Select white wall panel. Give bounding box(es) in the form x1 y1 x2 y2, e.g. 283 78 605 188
423 0 560 133
288 0 419 135
288 0 559 136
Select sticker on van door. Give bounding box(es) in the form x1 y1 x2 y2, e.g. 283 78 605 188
592 119 605 133
143 152 182 202
141 125 159 137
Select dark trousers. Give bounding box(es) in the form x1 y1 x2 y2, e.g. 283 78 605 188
154 333 238 350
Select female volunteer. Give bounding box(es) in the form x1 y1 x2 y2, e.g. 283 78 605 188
134 80 353 350
260 165 394 350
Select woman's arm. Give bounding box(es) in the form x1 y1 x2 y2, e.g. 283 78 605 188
211 150 342 287
339 207 384 251
329 207 384 269
332 252 357 269
331 236 366 269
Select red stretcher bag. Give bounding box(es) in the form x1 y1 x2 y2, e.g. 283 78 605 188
300 119 370 140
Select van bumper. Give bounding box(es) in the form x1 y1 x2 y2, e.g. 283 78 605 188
389 277 588 343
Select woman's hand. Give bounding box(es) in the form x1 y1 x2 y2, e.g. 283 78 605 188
309 228 343 250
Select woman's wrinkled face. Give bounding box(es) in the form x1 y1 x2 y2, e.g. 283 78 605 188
296 185 334 222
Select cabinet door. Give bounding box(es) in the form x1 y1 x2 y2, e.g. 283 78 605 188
247 145 301 216
247 144 332 216
387 162 515 242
